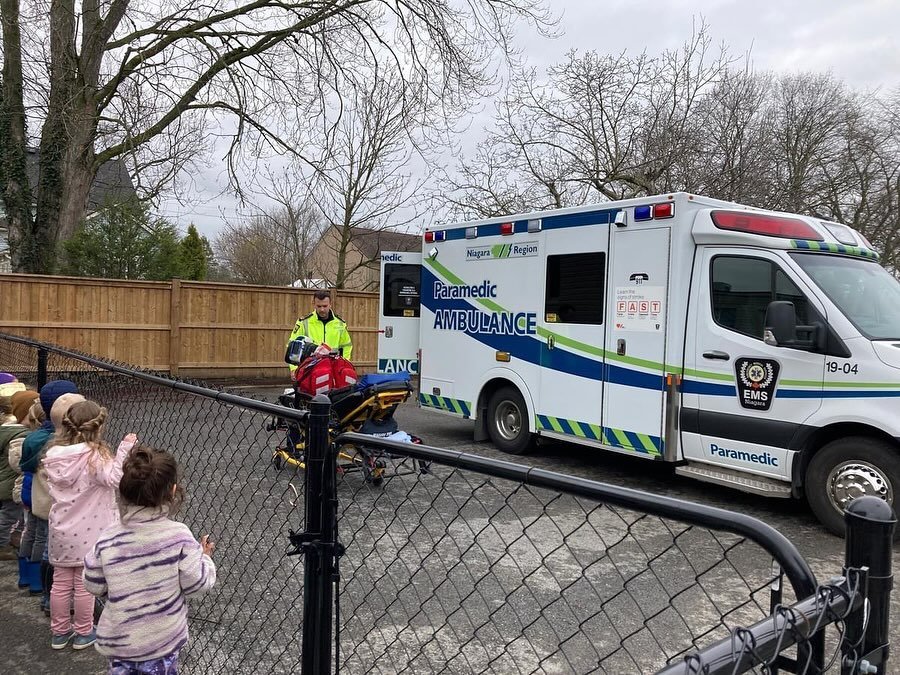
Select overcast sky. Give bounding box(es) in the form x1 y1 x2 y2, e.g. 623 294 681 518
158 0 900 240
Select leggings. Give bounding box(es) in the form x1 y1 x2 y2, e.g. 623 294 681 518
50 565 94 636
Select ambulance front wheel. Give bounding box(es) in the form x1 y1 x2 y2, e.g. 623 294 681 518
805 437 899 538
487 386 533 455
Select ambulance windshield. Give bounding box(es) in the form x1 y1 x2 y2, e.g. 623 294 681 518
791 253 900 340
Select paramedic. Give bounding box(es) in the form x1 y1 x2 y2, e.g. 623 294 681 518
288 290 353 361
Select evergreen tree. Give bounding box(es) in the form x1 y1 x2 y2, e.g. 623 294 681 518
178 223 209 281
61 200 183 280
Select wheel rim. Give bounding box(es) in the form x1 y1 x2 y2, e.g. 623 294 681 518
825 461 894 514
494 399 522 441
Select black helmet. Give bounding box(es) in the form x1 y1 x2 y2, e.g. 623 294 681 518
285 336 317 365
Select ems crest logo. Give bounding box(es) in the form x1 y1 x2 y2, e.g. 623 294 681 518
735 358 780 411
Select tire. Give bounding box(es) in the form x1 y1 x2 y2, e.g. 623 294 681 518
805 436 900 538
486 386 533 455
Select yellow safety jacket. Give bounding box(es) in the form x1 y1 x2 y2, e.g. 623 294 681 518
288 311 353 364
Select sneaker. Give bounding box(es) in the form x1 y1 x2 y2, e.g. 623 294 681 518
51 632 75 650
72 631 96 650
40 596 50 615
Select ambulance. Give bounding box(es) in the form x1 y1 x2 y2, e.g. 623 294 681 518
377 192 900 535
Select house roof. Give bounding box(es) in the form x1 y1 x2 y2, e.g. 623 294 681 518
25 148 137 210
347 226 421 259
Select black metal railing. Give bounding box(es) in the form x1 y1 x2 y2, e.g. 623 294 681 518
1 332 894 674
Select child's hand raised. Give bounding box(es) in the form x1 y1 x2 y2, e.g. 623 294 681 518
200 534 216 557
123 433 138 444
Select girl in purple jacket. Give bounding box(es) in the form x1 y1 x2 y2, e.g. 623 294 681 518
85 444 216 674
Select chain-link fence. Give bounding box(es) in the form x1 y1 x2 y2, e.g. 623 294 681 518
0 334 309 674
333 432 894 675
1 333 893 674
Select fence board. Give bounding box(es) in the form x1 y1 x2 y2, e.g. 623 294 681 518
0 273 380 379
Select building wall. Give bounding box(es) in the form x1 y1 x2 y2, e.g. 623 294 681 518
309 227 379 291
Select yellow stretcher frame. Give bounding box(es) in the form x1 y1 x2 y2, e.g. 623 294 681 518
271 385 413 485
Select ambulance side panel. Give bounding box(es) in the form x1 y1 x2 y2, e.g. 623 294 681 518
377 252 422 374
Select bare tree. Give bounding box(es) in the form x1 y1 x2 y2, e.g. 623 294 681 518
0 0 552 273
444 22 731 213
307 74 428 289
215 173 326 286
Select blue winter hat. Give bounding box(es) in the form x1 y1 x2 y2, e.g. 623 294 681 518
0 373 16 385
39 380 79 429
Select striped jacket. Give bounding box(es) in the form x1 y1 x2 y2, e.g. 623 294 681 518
83 505 216 660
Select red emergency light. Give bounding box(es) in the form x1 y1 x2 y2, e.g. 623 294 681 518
424 231 435 243
500 222 514 235
653 202 674 219
711 211 823 241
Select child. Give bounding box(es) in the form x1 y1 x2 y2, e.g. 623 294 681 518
19 380 79 595
12 400 43 589
43 400 136 650
36 392 86 614
3 391 39 561
85 444 216 673
1 392 37 559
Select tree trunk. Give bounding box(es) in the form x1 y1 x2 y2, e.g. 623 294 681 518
0 0 32 270
28 0 97 272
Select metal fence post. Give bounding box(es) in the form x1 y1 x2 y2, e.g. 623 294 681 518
301 394 335 675
37 347 48 389
842 495 896 675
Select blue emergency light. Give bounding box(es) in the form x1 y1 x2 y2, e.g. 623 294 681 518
634 205 652 221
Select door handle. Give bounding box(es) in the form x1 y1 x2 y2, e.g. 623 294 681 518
547 335 555 350
702 350 730 361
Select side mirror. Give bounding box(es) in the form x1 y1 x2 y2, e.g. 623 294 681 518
764 301 798 347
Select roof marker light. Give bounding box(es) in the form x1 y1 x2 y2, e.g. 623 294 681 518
527 219 542 233
500 222 514 235
711 211 824 241
466 227 478 239
634 205 652 221
653 202 674 219
821 221 857 245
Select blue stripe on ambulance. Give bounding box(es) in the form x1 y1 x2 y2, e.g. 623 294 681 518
422 267 900 401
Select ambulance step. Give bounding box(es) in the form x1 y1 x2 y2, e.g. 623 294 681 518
675 464 792 498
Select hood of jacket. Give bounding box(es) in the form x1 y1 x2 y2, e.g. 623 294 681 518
43 442 100 488
20 428 52 474
38 380 78 431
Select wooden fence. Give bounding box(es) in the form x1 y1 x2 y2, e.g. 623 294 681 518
0 274 380 380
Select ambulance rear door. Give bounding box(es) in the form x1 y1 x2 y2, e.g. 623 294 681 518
378 251 423 374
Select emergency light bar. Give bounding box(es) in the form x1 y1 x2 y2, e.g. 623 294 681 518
633 203 675 221
424 230 446 243
711 211 823 241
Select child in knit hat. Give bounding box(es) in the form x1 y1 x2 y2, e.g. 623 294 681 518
18 380 79 596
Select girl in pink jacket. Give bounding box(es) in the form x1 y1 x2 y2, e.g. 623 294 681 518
43 400 137 651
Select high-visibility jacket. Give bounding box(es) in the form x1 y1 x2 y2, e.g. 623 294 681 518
288 311 353 363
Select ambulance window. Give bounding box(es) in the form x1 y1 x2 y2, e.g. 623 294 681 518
545 252 605 324
711 256 815 339
382 263 420 318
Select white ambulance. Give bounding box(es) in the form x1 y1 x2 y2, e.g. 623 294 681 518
377 193 900 535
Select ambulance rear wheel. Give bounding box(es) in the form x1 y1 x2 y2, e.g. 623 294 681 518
805 437 899 538
487 386 532 455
